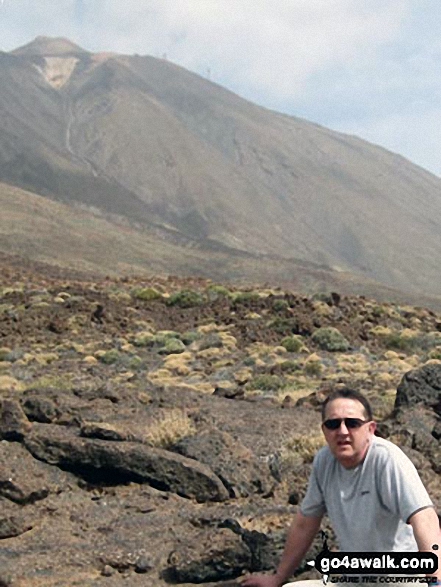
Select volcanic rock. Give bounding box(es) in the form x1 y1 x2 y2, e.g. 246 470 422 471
173 428 274 498
24 423 229 502
395 363 441 414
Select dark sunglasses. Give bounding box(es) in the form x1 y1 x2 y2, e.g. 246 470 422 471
323 418 368 430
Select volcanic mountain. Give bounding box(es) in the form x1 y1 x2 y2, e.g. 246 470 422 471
1 36 441 298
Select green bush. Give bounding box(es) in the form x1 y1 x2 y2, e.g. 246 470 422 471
181 330 201 345
206 285 231 301
303 361 323 377
383 332 417 351
159 338 186 355
279 360 301 373
231 291 260 304
128 356 144 370
281 336 303 353
99 349 121 365
243 356 256 367
166 290 205 308
246 374 286 391
371 305 386 318
311 327 349 352
153 331 181 345
272 299 289 312
383 330 441 352
131 287 162 301
311 292 333 304
267 317 297 335
132 332 155 347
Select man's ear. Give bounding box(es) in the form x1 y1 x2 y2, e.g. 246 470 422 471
368 421 377 434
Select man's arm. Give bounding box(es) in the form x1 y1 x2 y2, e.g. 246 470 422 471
409 507 440 581
242 512 323 587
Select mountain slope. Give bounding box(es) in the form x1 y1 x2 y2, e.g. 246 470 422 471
1 37 441 296
3 181 441 310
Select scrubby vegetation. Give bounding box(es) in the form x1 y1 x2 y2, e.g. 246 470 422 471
311 327 350 352
1 261 441 586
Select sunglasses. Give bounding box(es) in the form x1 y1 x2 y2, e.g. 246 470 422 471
322 418 368 430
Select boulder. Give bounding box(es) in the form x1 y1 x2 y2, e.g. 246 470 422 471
22 395 60 423
0 440 74 504
174 429 274 498
388 405 441 475
24 424 229 502
80 421 131 441
395 363 441 414
166 528 252 583
0 400 32 441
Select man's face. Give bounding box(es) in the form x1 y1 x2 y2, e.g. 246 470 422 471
322 398 376 468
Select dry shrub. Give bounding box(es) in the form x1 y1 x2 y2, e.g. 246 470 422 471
336 353 370 374
280 433 325 464
26 374 74 391
278 385 316 404
144 409 196 448
312 300 334 317
0 375 23 392
303 353 323 377
371 389 396 419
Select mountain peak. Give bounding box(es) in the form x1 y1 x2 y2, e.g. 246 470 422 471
11 36 87 57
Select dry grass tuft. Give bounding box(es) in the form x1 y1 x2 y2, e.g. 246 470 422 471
25 374 74 391
143 409 196 448
280 432 325 464
0 375 23 392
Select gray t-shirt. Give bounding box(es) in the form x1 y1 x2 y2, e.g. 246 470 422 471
300 436 433 552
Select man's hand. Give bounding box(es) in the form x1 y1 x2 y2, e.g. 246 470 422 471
241 574 282 587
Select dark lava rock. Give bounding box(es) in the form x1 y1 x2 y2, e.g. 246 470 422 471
22 395 60 423
0 440 73 504
390 405 441 474
432 420 441 441
174 428 274 498
134 554 154 573
213 386 245 400
80 420 130 441
24 424 229 502
166 528 252 583
395 363 441 414
0 400 32 440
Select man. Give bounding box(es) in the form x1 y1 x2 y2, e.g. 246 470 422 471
243 388 440 587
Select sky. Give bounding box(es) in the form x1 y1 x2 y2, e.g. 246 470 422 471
1 0 440 177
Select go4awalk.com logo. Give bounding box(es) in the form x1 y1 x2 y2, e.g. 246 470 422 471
307 533 439 585
314 552 437 575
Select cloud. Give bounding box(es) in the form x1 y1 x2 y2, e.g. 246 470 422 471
83 0 411 103
0 0 440 175
0 1 410 100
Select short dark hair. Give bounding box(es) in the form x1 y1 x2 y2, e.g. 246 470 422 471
321 388 373 422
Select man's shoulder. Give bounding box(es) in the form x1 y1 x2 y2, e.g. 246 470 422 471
369 436 413 466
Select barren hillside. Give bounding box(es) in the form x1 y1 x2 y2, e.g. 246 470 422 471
1 37 441 297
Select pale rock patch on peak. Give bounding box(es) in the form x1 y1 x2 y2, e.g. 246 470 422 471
34 57 79 89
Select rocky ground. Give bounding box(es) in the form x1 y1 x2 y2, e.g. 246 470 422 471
0 258 440 586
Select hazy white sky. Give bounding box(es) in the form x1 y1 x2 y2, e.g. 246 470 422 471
1 0 440 176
